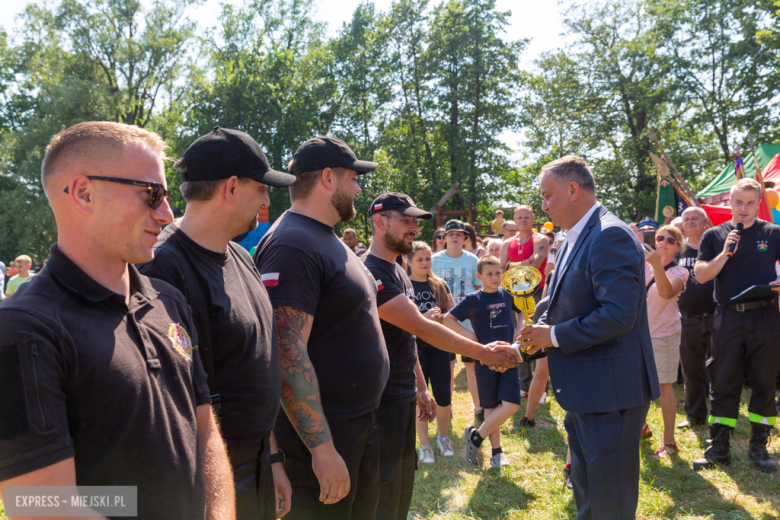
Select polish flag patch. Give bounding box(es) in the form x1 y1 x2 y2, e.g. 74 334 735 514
374 203 383 210
376 279 384 291
261 273 279 287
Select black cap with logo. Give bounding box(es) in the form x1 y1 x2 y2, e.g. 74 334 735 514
290 136 378 175
444 219 467 234
179 127 296 188
368 192 432 219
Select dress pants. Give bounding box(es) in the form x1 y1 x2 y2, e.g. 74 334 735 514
376 400 418 520
679 313 712 423
227 436 276 520
564 400 650 520
273 410 380 520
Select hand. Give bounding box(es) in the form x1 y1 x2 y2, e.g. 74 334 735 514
644 248 661 267
517 325 554 355
422 307 442 321
482 342 519 371
271 462 292 517
416 390 437 422
721 229 740 256
310 444 350 504
771 280 780 293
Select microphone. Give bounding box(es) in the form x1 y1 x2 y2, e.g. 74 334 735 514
726 223 743 257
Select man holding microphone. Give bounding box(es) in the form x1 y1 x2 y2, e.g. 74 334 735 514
693 178 780 473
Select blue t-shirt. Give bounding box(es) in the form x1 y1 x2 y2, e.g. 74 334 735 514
449 288 519 345
432 250 480 332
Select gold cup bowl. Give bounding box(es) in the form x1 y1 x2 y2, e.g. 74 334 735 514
501 266 544 361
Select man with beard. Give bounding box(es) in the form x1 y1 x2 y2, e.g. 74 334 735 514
138 127 295 518
363 192 519 520
253 136 388 519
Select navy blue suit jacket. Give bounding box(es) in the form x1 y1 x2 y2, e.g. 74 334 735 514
539 205 661 413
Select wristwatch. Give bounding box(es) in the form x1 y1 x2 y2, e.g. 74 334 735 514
270 449 285 465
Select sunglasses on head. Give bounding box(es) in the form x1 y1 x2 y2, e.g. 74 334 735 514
64 176 172 209
655 235 677 245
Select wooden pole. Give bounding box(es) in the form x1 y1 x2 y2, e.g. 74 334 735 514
747 135 775 223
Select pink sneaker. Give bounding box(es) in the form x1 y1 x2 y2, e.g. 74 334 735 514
652 443 678 460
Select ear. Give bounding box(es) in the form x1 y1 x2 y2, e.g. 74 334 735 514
321 168 337 193
67 175 95 215
372 213 387 232
568 181 581 202
224 176 240 203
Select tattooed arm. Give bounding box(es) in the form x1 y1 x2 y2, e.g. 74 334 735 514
511 234 551 270
274 306 350 505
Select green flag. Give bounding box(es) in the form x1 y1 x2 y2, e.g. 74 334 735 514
650 152 678 224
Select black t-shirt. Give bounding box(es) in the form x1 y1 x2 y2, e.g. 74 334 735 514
254 211 389 419
363 254 418 404
677 244 716 315
139 223 281 443
411 279 451 351
0 244 210 520
449 288 520 345
698 220 780 304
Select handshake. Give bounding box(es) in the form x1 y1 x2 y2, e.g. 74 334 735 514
480 342 521 372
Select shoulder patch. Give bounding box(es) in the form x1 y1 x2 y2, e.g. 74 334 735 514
167 323 195 361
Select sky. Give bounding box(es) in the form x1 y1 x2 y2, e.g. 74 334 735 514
0 0 565 67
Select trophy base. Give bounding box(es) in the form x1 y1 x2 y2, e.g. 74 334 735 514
520 348 547 363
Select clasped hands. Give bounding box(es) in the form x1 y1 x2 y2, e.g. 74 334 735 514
485 324 555 371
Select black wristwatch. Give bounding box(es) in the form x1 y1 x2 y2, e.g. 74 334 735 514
270 449 285 465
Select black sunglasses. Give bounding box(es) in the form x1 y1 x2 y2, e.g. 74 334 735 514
655 235 677 245
64 176 172 209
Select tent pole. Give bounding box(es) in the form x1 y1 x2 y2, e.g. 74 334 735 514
747 135 775 224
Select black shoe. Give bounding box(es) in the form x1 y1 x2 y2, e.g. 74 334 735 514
693 423 732 471
518 416 536 429
465 425 480 464
563 465 573 490
475 409 485 422
748 423 777 473
677 418 704 430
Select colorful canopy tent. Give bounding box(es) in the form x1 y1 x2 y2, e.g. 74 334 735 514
758 152 780 185
696 144 780 198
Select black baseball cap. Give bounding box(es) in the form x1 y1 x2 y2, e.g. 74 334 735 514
290 136 378 175
368 192 432 219
444 219 467 235
179 127 296 188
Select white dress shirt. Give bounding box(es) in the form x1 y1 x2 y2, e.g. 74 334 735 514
549 202 601 348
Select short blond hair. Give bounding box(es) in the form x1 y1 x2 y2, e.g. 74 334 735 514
41 121 169 191
730 177 761 199
15 255 32 266
656 225 686 255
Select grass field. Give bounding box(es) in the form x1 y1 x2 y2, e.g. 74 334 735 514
409 364 780 519
1 364 778 520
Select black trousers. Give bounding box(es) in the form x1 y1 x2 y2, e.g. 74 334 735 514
274 410 380 520
708 304 780 424
376 400 418 520
227 436 276 520
679 313 712 423
564 401 650 520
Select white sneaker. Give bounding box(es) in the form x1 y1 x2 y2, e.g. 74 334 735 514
437 437 455 457
491 452 510 469
539 392 547 404
418 445 435 464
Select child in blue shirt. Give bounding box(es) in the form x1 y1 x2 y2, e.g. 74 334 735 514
443 255 522 468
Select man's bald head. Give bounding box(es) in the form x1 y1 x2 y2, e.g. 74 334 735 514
41 121 168 198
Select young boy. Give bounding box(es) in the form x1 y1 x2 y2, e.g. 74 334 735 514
443 254 522 469
5 254 35 297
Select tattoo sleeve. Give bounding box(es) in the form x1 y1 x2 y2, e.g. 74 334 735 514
275 306 332 449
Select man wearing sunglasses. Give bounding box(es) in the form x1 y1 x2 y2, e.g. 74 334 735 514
139 127 298 518
0 122 233 519
362 193 518 520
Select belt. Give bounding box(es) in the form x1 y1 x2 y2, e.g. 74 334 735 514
681 311 712 318
719 299 773 312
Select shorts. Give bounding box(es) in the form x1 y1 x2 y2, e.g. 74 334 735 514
474 360 521 409
418 346 452 407
651 332 681 384
450 353 475 363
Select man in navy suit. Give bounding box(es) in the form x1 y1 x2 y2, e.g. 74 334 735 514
519 156 660 520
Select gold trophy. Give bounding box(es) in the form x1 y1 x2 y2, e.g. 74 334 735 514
501 266 546 362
